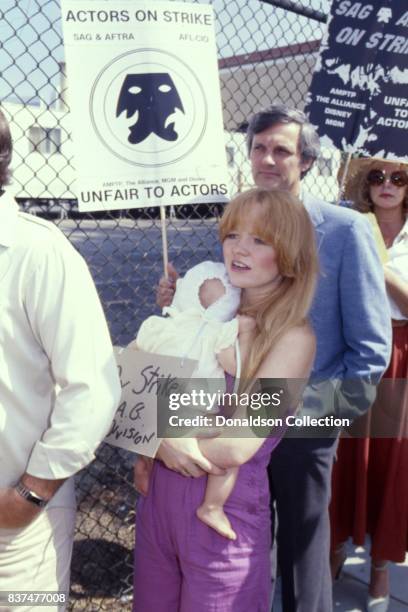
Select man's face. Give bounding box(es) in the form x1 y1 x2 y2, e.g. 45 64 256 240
249 122 312 196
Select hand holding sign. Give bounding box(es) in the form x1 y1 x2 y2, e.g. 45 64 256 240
105 346 197 457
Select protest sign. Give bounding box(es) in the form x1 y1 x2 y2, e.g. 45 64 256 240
61 0 229 211
306 1 408 161
105 346 197 456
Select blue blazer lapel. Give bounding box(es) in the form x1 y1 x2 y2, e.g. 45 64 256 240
302 191 325 252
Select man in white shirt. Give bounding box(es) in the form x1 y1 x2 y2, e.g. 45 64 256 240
0 109 121 609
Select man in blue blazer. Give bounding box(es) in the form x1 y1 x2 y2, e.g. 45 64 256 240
247 106 391 612
154 105 391 612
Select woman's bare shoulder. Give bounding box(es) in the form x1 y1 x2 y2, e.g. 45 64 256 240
256 322 315 379
277 322 315 348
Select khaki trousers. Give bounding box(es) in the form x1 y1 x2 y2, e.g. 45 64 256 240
0 507 76 612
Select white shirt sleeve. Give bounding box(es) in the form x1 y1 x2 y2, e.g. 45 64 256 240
23 235 121 479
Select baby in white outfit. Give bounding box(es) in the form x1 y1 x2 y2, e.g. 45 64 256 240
135 261 255 539
136 261 241 380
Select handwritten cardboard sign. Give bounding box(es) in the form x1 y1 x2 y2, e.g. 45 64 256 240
105 346 197 457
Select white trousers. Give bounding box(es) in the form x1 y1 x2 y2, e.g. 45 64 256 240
0 507 76 612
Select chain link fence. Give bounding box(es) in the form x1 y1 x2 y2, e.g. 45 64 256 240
1 0 332 608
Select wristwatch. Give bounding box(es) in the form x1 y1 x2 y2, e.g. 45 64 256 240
14 481 48 508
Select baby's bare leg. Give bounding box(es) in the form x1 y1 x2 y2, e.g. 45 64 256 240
217 344 236 375
217 315 257 375
196 467 239 540
237 314 257 334
237 314 256 368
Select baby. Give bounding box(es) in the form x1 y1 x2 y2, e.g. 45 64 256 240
135 261 255 540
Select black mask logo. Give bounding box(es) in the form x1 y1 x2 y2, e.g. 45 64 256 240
116 73 185 144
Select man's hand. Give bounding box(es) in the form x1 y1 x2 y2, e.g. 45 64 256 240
156 263 179 309
133 457 154 496
0 474 65 529
156 438 225 478
0 487 42 529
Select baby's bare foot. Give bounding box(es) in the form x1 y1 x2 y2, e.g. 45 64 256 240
196 505 237 540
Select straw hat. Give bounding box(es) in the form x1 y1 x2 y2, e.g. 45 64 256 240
337 156 408 202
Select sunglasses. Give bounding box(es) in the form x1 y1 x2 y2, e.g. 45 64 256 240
366 169 408 187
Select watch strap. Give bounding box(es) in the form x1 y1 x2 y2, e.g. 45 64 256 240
15 481 48 508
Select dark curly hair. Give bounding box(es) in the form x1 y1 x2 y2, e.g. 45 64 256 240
0 109 12 188
355 161 408 213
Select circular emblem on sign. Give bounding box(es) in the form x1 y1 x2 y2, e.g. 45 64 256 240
89 48 207 167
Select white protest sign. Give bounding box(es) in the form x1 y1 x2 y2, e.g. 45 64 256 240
61 1 230 211
105 346 197 456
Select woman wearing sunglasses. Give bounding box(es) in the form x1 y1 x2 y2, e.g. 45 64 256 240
330 161 408 612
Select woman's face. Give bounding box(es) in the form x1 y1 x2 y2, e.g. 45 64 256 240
367 163 407 212
222 203 281 300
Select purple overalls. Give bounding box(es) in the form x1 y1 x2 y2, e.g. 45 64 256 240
133 434 280 612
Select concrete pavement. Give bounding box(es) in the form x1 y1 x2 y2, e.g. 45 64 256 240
273 541 408 611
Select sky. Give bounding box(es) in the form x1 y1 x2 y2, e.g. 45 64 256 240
0 0 63 104
0 0 331 105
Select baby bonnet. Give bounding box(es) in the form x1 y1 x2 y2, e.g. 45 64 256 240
170 261 240 322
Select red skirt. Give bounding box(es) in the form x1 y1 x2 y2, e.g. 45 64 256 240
330 324 408 562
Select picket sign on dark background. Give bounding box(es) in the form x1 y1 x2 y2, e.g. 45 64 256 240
306 0 408 161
